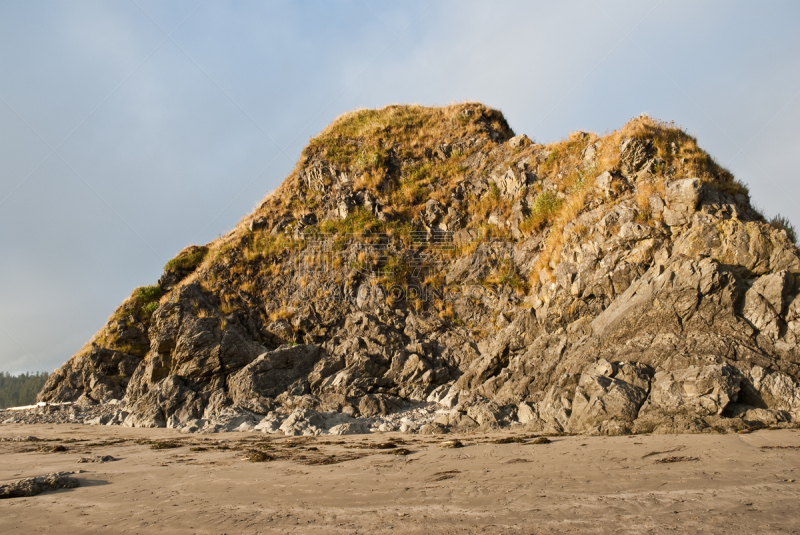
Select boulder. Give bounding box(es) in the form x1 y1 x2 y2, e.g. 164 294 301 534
567 360 652 434
497 168 528 199
663 178 701 227
329 422 370 435
516 402 538 424
639 364 741 417
465 400 502 426
228 345 323 414
445 411 479 429
619 138 654 175
727 404 791 426
742 271 792 337
508 134 531 149
0 472 80 499
424 199 444 226
418 422 449 435
743 366 800 413
254 413 283 434
278 409 326 436
357 394 404 417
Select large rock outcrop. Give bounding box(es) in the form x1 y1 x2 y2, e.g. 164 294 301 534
36 104 800 435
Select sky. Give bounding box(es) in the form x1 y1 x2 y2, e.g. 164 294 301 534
1 0 799 375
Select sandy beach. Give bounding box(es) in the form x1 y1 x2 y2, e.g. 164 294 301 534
1 425 799 534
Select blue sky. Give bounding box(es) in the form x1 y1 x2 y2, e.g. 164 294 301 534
1 0 799 375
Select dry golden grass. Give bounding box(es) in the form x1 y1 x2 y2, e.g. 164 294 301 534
529 173 597 283
219 294 239 315
438 303 455 320
353 169 385 192
596 114 735 184
268 307 294 323
537 132 597 182
635 182 656 223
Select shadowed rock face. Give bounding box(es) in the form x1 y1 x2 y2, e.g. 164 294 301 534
38 104 800 435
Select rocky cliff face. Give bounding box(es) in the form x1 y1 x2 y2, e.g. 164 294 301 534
37 103 800 436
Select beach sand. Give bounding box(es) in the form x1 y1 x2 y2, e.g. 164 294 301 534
1 424 799 534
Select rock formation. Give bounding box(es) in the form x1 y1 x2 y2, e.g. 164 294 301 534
36 103 800 436
0 472 80 499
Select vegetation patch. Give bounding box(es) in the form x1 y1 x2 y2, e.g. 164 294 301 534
245 450 273 462
770 214 797 244
137 440 182 450
0 372 49 409
164 245 209 273
654 456 699 464
489 436 527 444
384 448 413 456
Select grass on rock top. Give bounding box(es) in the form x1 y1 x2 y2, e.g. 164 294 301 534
300 103 513 218
164 246 209 273
303 103 512 169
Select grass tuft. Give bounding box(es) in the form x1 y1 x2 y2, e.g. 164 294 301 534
769 214 798 244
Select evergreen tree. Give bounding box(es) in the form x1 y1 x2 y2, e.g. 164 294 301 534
0 372 50 409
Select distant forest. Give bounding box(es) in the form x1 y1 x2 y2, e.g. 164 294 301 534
0 372 49 409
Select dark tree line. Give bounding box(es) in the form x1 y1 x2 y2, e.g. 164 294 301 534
0 372 49 409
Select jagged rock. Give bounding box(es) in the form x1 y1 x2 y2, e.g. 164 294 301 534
466 401 502 426
253 413 283 433
649 193 665 219
619 138 654 175
508 134 531 149
39 348 142 404
229 345 323 414
516 402 538 424
566 360 652 435
727 404 791 426
663 178 701 227
249 217 268 231
595 171 624 198
122 402 166 428
84 415 111 426
278 409 325 436
640 364 741 417
179 418 205 433
424 199 444 226
418 422 448 435
497 168 528 199
426 384 451 404
742 271 792 337
582 143 597 164
329 422 370 435
358 394 404 417
743 366 800 414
